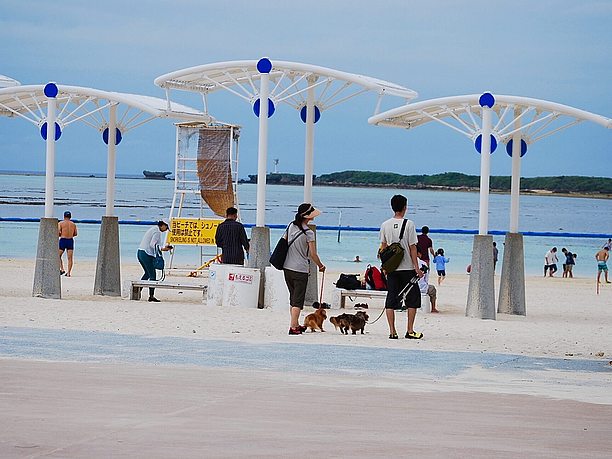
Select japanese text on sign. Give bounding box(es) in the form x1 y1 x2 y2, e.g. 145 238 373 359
228 273 253 284
167 218 223 245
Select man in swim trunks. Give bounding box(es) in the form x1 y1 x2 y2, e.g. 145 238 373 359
595 247 610 284
58 211 78 277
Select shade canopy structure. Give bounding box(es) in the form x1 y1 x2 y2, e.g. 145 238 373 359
0 74 20 88
0 84 214 135
369 94 612 142
155 59 417 114
0 82 215 299
369 93 612 320
155 59 418 225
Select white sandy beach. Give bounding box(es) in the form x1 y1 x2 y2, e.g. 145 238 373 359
1 259 610 360
2 258 612 458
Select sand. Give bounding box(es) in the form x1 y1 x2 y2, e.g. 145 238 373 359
2 259 612 457
1 259 610 360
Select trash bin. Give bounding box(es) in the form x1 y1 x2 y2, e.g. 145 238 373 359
264 266 290 309
221 266 261 309
207 263 228 307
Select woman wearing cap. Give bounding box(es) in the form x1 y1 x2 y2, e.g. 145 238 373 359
284 203 326 335
137 221 173 302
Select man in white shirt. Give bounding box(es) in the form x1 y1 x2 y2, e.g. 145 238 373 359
544 247 558 277
379 195 424 340
137 221 173 302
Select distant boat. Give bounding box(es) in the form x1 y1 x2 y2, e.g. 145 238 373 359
143 170 172 180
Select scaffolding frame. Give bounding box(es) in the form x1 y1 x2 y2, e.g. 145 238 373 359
167 122 241 270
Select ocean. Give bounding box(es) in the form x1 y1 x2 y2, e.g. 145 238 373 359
0 174 610 277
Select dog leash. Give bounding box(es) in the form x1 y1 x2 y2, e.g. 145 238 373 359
368 276 419 325
319 270 325 305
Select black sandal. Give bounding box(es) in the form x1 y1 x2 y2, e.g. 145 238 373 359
389 333 398 339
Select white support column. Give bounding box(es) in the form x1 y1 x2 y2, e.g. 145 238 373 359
478 106 492 235
44 97 57 218
255 72 270 227
509 108 522 233
105 104 117 216
303 80 316 204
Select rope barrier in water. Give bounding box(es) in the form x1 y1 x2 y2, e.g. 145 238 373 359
0 217 609 239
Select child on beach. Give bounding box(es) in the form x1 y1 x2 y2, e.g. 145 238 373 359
432 248 450 285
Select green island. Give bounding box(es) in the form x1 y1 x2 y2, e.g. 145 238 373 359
240 171 612 198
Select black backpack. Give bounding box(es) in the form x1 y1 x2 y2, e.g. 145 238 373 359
335 273 361 290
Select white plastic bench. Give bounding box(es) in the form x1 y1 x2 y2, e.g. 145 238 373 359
337 288 431 311
130 280 208 300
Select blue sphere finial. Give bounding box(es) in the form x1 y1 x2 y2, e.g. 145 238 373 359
257 58 272 74
479 92 495 108
474 134 497 154
44 82 58 98
506 139 528 158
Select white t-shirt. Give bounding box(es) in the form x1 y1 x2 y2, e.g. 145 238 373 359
139 226 163 256
379 217 418 271
545 250 558 265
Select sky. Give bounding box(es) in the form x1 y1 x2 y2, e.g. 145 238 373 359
0 0 610 179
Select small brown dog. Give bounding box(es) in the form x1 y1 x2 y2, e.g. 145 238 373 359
349 311 369 334
330 313 351 335
303 308 327 332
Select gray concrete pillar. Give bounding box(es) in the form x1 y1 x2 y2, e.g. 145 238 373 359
466 234 495 319
248 226 270 308
32 217 61 299
94 216 122 296
497 232 526 315
305 223 318 306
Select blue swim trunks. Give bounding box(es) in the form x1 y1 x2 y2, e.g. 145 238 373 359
59 238 74 250
598 261 608 272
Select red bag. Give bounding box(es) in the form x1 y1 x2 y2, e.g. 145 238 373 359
364 264 387 290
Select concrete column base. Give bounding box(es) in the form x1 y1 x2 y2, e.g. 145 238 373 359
498 232 526 316
32 217 61 299
94 216 122 296
466 234 496 320
248 226 271 308
305 223 319 306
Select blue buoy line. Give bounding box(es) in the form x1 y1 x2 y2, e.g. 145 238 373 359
0 217 609 239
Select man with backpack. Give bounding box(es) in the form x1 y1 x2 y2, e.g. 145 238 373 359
379 195 424 340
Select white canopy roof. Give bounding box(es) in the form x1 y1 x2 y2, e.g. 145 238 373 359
0 74 20 88
369 94 611 144
155 59 417 115
0 84 213 134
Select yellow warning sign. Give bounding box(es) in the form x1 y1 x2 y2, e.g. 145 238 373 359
167 218 223 245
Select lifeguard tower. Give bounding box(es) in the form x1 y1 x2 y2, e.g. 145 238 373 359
166 121 241 271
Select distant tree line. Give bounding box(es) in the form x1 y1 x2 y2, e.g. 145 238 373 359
240 171 612 195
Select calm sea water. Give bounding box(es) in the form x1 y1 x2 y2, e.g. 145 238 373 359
0 174 610 276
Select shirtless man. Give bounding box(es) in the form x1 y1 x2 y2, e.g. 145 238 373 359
595 247 610 284
58 211 78 276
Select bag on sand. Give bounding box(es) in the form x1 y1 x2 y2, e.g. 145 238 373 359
379 219 407 274
364 264 387 290
335 273 361 290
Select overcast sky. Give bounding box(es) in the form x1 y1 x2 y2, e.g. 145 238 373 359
0 0 610 178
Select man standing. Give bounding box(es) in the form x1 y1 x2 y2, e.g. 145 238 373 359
215 207 250 265
595 247 610 284
379 195 424 340
58 211 78 277
416 226 435 266
544 247 558 277
493 241 499 272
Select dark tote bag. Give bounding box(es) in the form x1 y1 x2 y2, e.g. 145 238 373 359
270 225 306 270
